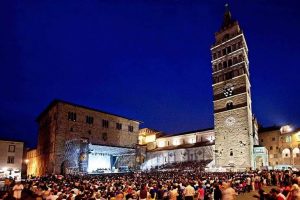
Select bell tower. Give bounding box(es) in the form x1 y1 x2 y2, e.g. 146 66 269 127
211 5 254 170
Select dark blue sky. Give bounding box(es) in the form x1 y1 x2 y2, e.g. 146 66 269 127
1 0 300 148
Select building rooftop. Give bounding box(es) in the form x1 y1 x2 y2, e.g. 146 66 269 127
159 128 214 138
36 99 142 123
148 141 214 152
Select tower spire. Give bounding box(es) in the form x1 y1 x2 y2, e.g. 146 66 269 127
222 3 234 28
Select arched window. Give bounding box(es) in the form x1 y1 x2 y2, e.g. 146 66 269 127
222 48 227 56
282 148 291 158
233 57 238 64
218 63 222 70
293 148 300 158
228 59 233 67
213 65 217 71
232 44 237 51
238 55 244 62
226 102 234 110
230 151 233 156
227 46 232 54
213 53 217 60
223 61 228 68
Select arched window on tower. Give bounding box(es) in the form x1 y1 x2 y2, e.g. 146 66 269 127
213 65 217 71
232 44 237 51
213 53 217 60
230 150 233 156
238 55 244 62
228 59 233 67
222 48 227 56
218 63 222 70
233 57 238 64
223 61 228 68
226 102 234 110
227 46 232 54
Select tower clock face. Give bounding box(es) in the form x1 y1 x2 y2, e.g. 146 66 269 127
225 116 236 126
223 84 234 97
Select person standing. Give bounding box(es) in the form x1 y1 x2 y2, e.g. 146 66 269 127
12 181 24 200
221 182 237 200
183 182 195 200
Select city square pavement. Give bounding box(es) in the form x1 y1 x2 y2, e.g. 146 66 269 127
237 186 273 200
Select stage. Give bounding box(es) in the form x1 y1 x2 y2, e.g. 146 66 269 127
87 144 136 174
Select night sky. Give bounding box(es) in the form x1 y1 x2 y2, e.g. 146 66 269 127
1 0 300 148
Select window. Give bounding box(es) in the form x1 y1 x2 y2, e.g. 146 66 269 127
230 151 233 156
217 51 221 57
218 63 222 70
68 112 77 121
116 123 122 130
228 59 232 67
223 61 228 68
285 136 292 143
222 48 226 56
226 102 234 110
128 125 134 132
272 137 275 141
232 44 237 51
270 146 273 150
213 53 217 60
238 55 244 62
260 139 264 142
213 65 217 71
102 120 109 128
233 57 238 64
86 116 94 124
8 145 15 152
227 46 232 54
282 148 290 158
225 71 233 80
238 41 242 48
7 156 14 164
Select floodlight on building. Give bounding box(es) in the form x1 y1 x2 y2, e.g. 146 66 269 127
208 136 215 143
280 125 293 134
24 159 29 164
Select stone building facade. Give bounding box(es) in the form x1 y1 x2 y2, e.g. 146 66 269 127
211 7 254 170
32 100 140 176
0 140 24 180
259 125 300 169
26 149 39 176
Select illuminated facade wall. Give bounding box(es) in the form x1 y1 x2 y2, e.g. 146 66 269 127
139 129 216 169
34 100 140 176
0 140 24 180
259 126 300 168
26 149 39 176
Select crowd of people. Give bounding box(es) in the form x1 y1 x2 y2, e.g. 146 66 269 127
1 163 300 200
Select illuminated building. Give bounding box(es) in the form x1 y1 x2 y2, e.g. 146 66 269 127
0 140 24 180
259 125 300 169
30 99 140 176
